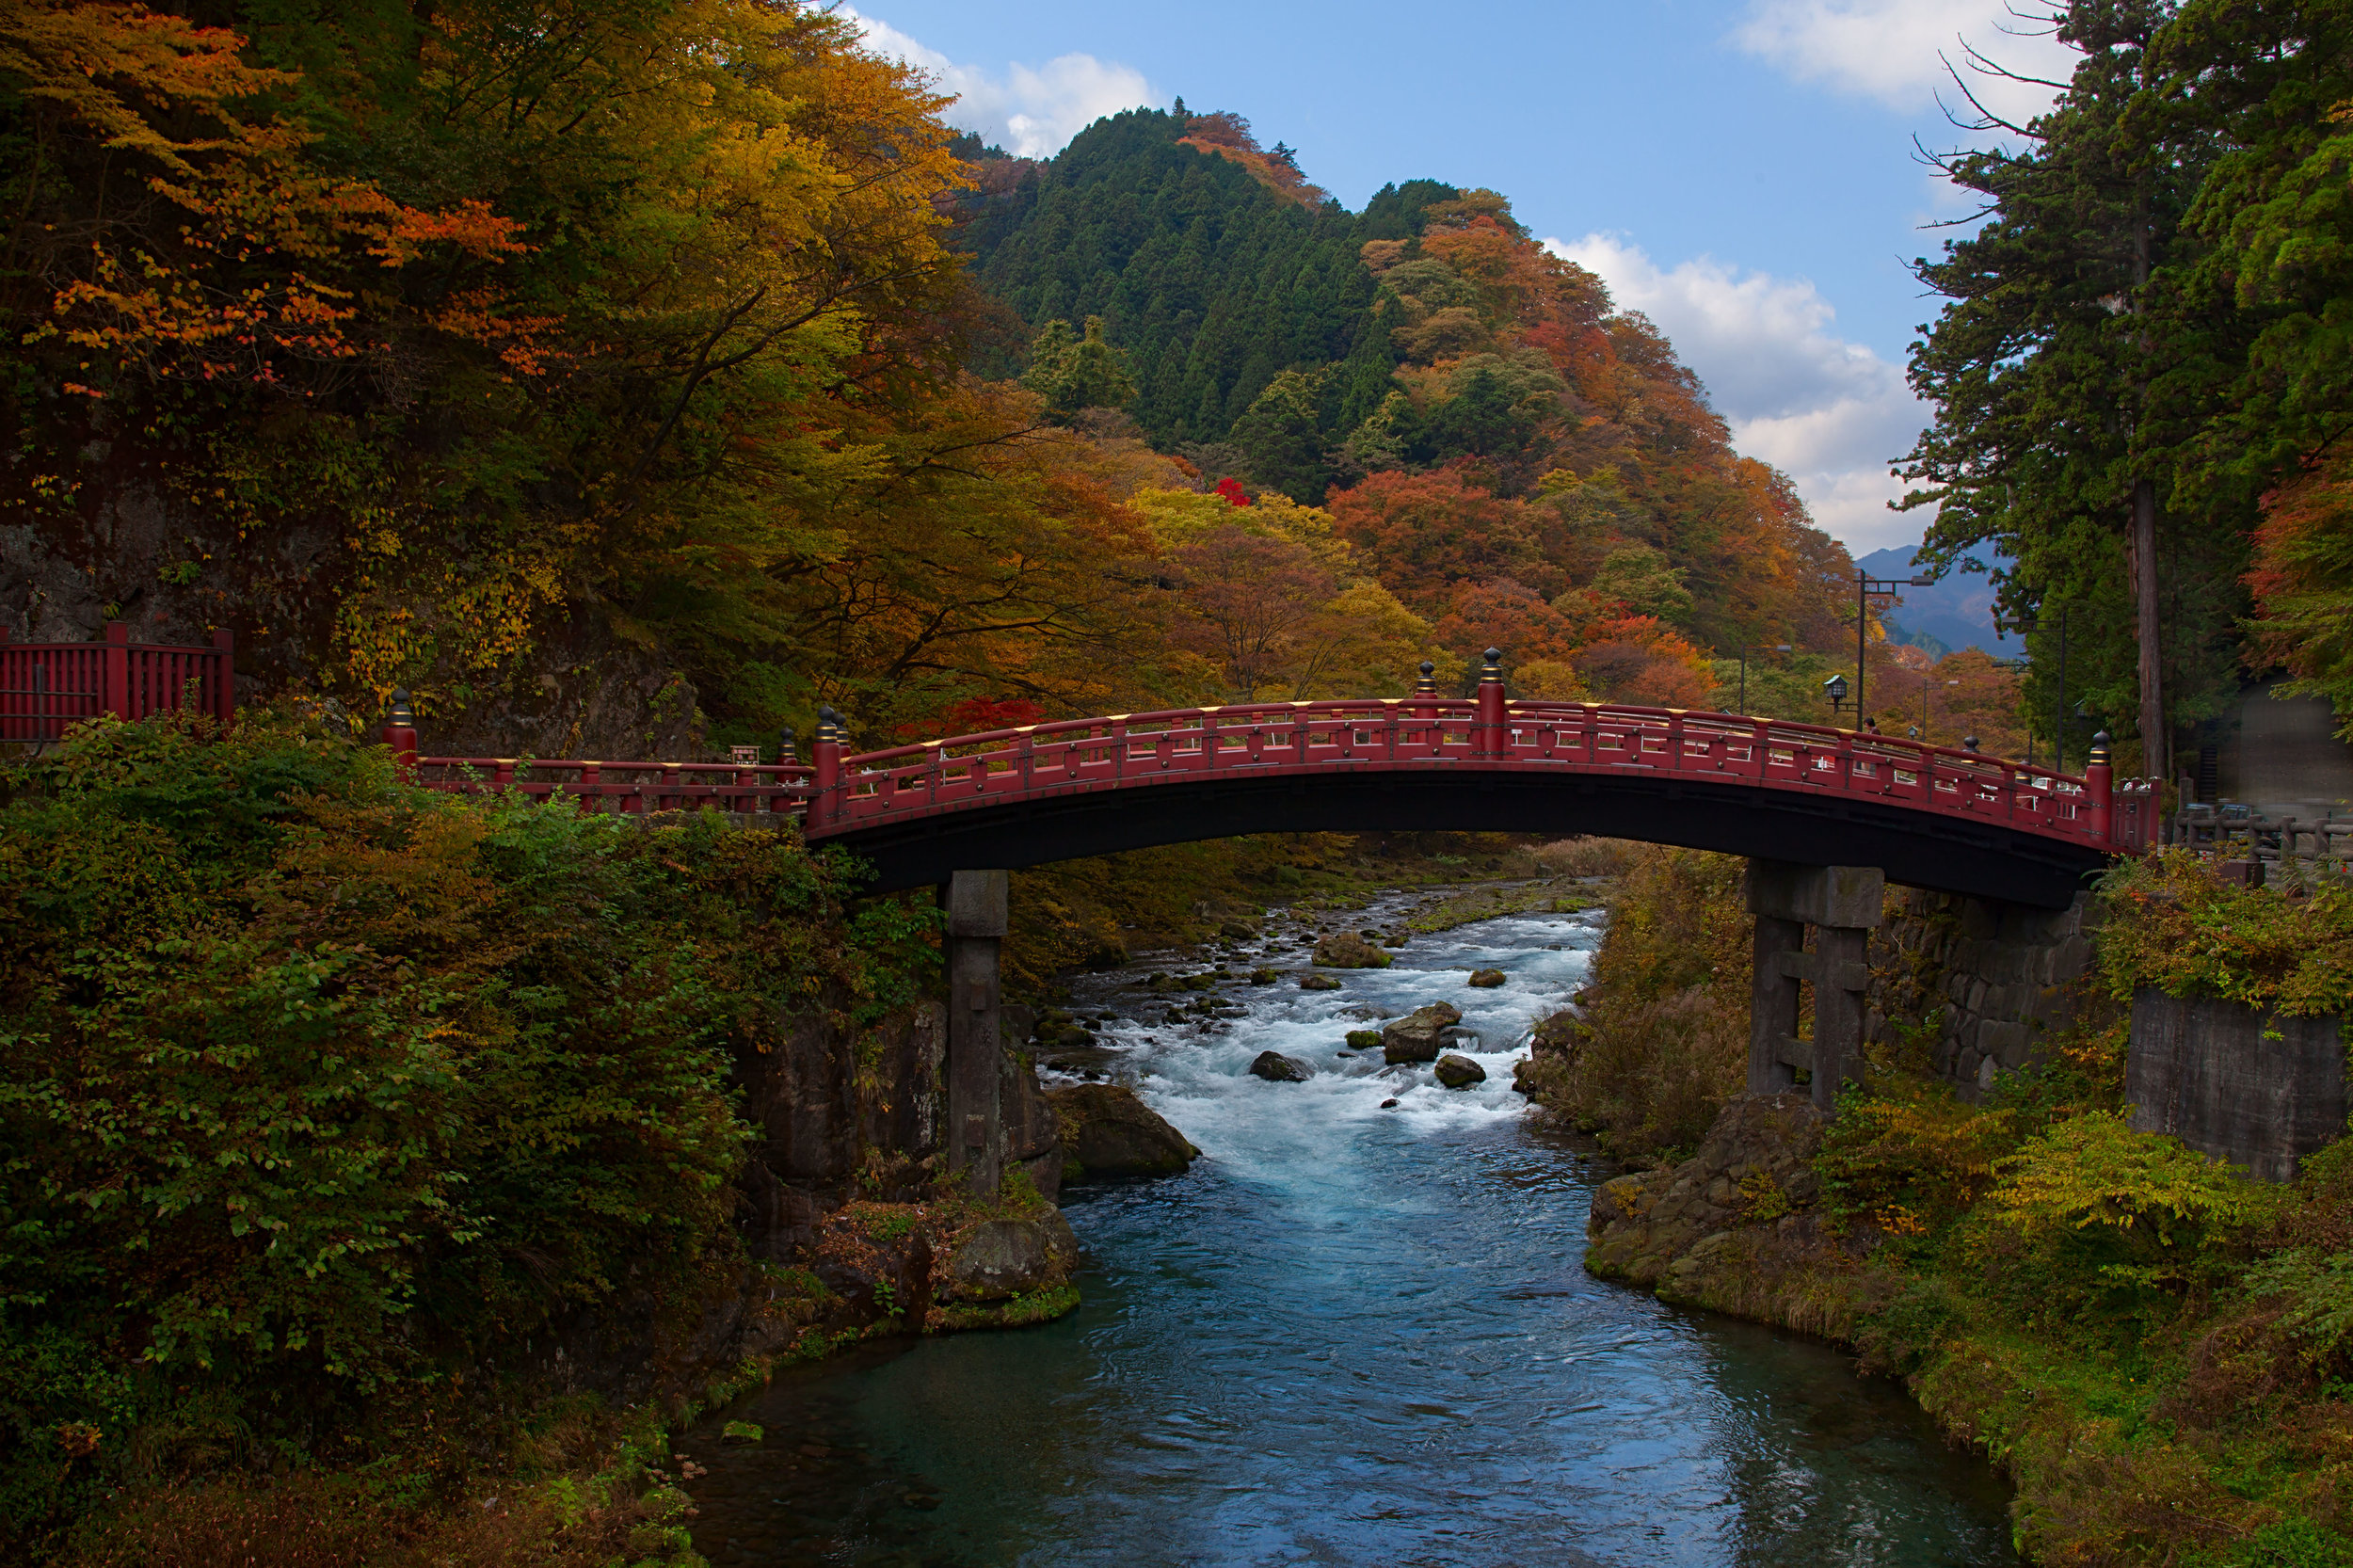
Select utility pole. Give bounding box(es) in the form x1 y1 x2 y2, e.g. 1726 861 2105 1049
1855 569 1932 724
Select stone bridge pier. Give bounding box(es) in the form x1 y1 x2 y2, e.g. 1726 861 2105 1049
944 869 1010 1196
1745 860 1885 1112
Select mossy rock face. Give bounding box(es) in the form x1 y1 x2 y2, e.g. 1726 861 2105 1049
1313 933 1392 968
933 1283 1081 1333
1343 1030 1384 1049
1298 972 1342 991
1249 967 1279 985
1466 968 1507 988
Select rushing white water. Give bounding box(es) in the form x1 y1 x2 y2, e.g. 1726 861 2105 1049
1061 897 1602 1163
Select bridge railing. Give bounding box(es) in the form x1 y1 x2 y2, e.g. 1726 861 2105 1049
408 756 813 814
397 683 2155 856
805 696 2151 854
2 622 235 742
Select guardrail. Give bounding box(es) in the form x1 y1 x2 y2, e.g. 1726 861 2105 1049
393 649 2154 856
1 622 235 742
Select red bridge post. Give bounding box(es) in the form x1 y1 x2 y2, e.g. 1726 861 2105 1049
2085 730 2113 845
382 690 419 781
1412 660 1438 723
1475 647 1507 759
812 704 842 829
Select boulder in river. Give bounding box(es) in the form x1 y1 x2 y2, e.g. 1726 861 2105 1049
1343 1029 1384 1049
1382 1001 1462 1064
1466 968 1507 988
1250 967 1279 985
1434 1053 1486 1089
944 1212 1080 1301
1047 1083 1200 1179
1312 932 1392 968
1297 972 1342 991
1249 1050 1313 1082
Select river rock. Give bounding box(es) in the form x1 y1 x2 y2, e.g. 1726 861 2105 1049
1298 972 1341 991
1047 1083 1200 1179
1530 1008 1581 1061
1382 1001 1462 1064
1434 1053 1486 1088
1312 932 1392 968
1466 968 1507 988
1343 1030 1384 1049
1250 967 1279 985
943 1212 1080 1301
1249 1050 1313 1082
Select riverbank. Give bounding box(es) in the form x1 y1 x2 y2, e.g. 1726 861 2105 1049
1531 845 2353 1567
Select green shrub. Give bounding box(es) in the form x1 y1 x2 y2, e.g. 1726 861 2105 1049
0 710 933 1552
1968 1112 2279 1339
1533 844 1750 1159
2098 849 2353 1017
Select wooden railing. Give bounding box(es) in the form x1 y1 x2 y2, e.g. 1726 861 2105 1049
1 622 235 742
403 681 2153 856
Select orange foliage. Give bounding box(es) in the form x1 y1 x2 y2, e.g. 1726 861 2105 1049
1431 578 1589 664
8 0 533 393
1572 616 1715 708
1325 468 1561 612
1177 110 1328 207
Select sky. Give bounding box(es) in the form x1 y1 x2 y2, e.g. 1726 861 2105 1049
842 0 2074 557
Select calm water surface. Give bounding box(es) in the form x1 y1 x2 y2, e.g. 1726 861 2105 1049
686 897 2018 1567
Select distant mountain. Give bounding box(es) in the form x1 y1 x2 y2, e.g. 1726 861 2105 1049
1859 544 2023 657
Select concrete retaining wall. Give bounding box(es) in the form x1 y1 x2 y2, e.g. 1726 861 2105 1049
2125 991 2347 1182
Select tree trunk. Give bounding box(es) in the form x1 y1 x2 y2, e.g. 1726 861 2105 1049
2133 477 2165 780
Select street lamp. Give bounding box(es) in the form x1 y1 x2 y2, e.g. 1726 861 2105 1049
1824 672 1849 719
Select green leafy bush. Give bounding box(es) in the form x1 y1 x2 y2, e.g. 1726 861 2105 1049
0 711 932 1551
2099 850 2353 1016
1968 1112 2277 1337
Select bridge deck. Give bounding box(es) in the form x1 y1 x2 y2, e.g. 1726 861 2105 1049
406 696 2153 907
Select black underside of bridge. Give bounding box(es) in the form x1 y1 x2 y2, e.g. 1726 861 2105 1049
820 770 2108 908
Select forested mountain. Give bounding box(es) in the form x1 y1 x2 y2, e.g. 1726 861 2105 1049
957 107 1860 698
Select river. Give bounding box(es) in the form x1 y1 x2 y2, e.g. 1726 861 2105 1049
685 891 2020 1566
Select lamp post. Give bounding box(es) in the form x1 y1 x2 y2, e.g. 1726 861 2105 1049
1855 569 1933 726
1824 672 1849 720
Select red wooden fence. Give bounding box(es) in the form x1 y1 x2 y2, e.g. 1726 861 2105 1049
0 622 235 742
399 692 2157 856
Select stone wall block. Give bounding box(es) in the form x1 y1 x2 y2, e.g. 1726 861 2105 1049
1977 1019 2032 1067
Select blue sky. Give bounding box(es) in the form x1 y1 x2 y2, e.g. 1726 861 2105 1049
845 1 2073 555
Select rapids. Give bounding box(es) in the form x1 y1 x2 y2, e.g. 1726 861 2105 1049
686 891 2018 1566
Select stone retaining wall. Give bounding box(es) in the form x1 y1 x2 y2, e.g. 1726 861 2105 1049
1865 887 2100 1096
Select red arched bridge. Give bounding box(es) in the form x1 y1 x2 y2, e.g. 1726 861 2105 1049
395 656 2154 910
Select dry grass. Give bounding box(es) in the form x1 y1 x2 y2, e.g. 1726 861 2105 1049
1529 837 1641 879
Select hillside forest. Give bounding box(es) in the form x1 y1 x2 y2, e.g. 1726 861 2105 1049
0 0 2023 768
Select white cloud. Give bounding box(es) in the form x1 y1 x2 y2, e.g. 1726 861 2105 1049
1545 233 1928 553
845 9 1156 159
1731 0 2076 130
